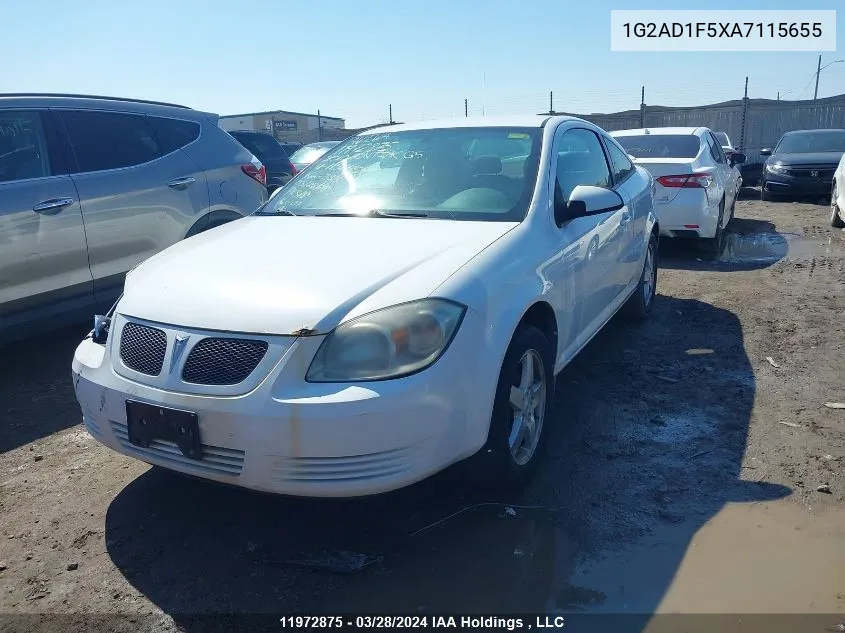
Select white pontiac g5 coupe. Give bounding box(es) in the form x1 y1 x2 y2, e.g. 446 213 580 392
72 116 659 497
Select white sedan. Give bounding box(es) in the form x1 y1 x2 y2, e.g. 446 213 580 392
72 115 659 497
831 152 845 228
612 127 745 254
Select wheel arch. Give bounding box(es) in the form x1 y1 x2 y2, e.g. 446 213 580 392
184 209 244 238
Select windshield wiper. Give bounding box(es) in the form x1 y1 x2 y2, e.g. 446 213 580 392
253 207 296 216
371 210 429 218
314 210 429 219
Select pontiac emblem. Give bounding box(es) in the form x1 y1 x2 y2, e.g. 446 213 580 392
811 170 819 178
170 333 190 373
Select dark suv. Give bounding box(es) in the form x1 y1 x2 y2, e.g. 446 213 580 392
228 130 297 193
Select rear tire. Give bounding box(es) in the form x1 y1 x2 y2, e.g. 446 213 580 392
699 200 725 257
623 232 658 320
476 325 555 493
831 183 845 229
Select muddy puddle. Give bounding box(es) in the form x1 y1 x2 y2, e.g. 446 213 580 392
313 500 845 625
720 229 845 264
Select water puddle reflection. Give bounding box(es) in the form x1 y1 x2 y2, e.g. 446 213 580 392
720 230 844 264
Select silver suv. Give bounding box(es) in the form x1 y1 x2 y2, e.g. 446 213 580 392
0 93 268 344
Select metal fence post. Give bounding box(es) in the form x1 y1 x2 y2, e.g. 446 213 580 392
739 77 749 152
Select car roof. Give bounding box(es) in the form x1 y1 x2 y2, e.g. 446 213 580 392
781 128 845 135
357 115 578 135
611 127 707 137
0 93 214 120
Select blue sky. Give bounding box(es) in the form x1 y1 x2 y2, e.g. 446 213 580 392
2 0 842 127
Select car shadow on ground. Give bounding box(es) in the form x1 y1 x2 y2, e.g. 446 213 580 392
0 322 91 453
658 218 790 273
104 293 790 632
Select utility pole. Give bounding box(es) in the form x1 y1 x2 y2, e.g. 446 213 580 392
813 57 844 100
639 86 645 128
464 99 468 117
549 91 554 115
389 104 394 124
739 77 749 152
317 109 322 142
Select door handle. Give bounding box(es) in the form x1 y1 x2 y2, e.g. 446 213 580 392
33 198 74 214
168 176 196 190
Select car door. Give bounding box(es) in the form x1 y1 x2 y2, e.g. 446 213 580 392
0 109 94 339
602 135 643 292
705 131 735 213
56 109 209 311
546 126 624 362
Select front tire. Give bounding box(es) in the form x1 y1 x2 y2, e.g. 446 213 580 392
831 183 845 229
623 232 658 320
479 325 555 492
760 182 776 202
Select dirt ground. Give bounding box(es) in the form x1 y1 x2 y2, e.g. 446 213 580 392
1 191 844 633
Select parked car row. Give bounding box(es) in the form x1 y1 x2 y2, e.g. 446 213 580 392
4 94 839 500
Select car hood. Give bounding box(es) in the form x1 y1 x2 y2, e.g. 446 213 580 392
118 216 516 335
768 151 844 166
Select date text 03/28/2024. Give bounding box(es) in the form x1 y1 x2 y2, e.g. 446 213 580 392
278 615 568 630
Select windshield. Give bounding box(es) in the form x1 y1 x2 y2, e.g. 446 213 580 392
255 127 542 222
614 134 702 159
714 132 731 146
232 133 287 162
774 130 845 154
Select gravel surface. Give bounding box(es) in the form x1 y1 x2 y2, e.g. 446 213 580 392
1 192 843 631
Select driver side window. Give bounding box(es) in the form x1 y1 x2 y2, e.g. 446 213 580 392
555 129 612 202
0 110 51 183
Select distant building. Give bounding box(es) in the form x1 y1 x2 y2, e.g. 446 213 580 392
219 109 345 144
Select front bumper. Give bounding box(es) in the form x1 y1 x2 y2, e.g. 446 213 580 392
71 310 490 497
763 173 833 197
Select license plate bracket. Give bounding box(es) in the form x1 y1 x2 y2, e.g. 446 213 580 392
126 400 202 460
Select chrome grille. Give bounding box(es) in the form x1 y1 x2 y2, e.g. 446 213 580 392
790 167 835 179
182 338 269 385
119 323 167 376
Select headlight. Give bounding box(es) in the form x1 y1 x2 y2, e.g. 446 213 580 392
766 163 789 175
305 299 466 382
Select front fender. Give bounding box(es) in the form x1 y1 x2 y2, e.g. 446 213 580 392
439 264 555 452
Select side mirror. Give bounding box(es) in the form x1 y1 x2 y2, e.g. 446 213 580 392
759 148 772 156
730 152 747 166
554 184 624 226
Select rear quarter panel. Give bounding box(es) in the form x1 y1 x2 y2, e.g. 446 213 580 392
181 124 268 220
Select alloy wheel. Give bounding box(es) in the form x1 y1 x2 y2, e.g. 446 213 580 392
643 243 656 307
507 349 547 466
